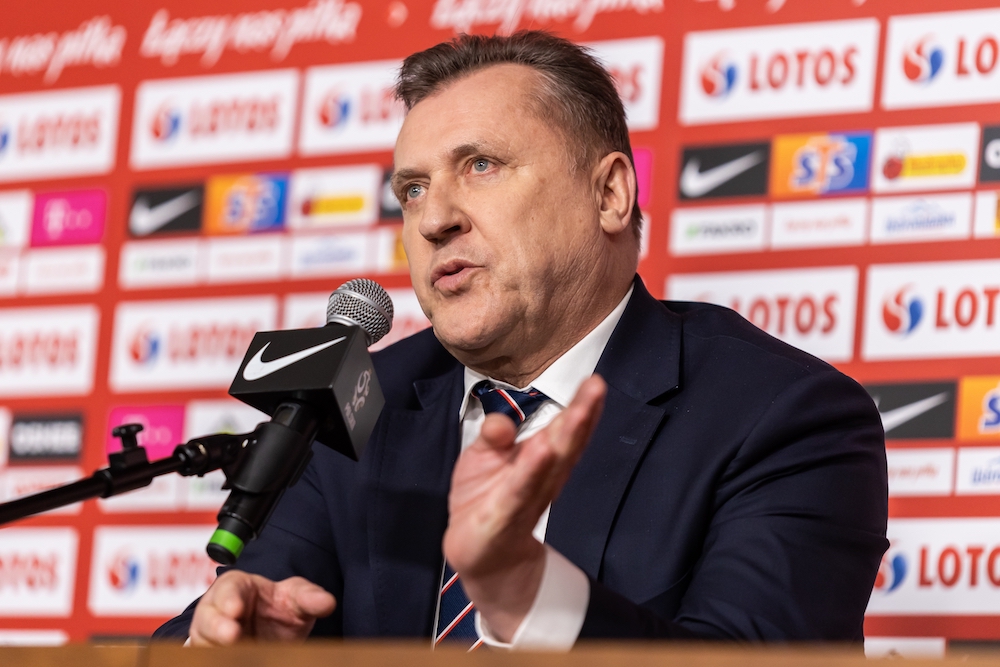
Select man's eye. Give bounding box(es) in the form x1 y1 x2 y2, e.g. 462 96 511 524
473 159 490 172
406 184 424 200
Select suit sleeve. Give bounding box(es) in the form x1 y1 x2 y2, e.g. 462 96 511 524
578 369 888 641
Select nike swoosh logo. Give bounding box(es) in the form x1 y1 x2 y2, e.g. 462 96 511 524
242 337 346 382
875 392 949 433
680 151 764 198
129 190 201 237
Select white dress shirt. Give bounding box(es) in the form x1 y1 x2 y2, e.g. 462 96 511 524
452 286 634 650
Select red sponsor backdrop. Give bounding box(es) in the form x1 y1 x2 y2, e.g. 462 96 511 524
3 0 1000 647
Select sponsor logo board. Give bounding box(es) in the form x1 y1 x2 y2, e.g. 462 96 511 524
288 166 380 229
973 189 1000 238
863 261 1000 360
0 16 126 84
883 10 1000 110
872 123 979 193
885 448 955 497
0 630 68 646
183 399 266 509
204 173 287 235
0 528 77 617
9 414 82 462
633 148 653 209
669 204 766 256
20 246 105 295
869 194 972 244
868 518 1000 614
0 86 120 183
119 239 201 289
956 447 1000 495
109 296 276 391
864 638 946 660
0 467 83 515
667 266 857 362
88 526 217 616
980 125 1000 184
288 232 370 278
0 306 98 396
679 20 879 125
0 190 32 248
865 381 956 440
588 37 664 132
770 198 868 249
30 189 105 246
129 185 203 238
678 142 769 201
130 70 298 169
957 376 1000 441
378 167 401 220
204 236 285 284
106 405 184 461
299 60 404 156
770 131 871 198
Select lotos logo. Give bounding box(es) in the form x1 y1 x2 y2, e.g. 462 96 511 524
882 286 924 336
903 36 944 84
873 550 908 594
151 104 180 142
107 552 140 592
700 53 736 98
129 325 160 365
318 91 350 129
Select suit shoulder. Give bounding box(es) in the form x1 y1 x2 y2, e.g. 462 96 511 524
370 327 459 407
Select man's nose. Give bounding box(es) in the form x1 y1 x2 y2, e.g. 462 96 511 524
418 181 470 243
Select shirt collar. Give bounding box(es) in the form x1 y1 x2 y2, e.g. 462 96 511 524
458 285 635 419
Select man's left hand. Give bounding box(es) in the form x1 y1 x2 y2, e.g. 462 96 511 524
443 375 607 642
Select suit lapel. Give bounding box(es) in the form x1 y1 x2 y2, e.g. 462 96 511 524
547 278 682 580
368 364 464 637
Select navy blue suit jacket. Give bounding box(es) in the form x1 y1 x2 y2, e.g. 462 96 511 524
156 277 888 641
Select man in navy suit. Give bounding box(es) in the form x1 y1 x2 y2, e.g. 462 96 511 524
157 31 887 647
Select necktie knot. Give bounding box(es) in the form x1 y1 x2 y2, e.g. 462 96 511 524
472 381 550 427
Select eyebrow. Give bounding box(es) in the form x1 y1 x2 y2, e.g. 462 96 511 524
390 141 495 193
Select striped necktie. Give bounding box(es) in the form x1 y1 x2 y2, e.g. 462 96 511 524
434 381 551 649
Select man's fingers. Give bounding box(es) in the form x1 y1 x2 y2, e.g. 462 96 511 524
280 576 337 619
190 571 257 646
475 413 518 452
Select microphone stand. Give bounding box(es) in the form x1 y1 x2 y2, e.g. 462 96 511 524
0 423 251 526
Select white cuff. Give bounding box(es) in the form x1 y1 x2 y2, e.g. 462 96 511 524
475 544 590 651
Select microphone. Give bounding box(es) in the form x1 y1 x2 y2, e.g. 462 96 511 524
206 278 394 565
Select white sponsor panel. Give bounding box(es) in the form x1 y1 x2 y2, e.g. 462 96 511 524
864 637 946 659
299 60 404 156
669 204 767 256
109 296 276 391
88 526 218 616
0 252 17 296
204 236 285 284
0 467 84 515
667 266 857 362
99 476 181 513
869 194 972 244
868 518 1000 614
283 288 430 350
863 260 1000 360
0 407 9 467
0 86 119 182
883 9 1000 109
288 232 370 278
20 246 105 295
588 37 664 131
770 199 868 249
0 306 98 397
0 190 32 248
119 239 202 289
130 70 299 169
0 528 77 617
288 165 381 229
956 447 1000 495
974 190 1000 238
184 399 267 509
679 20 879 125
871 123 980 193
886 448 954 497
371 226 408 274
0 630 68 646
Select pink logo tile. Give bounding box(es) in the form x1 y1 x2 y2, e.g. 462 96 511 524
107 405 185 461
32 188 106 246
633 147 653 209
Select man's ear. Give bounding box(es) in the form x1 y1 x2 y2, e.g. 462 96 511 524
593 152 637 237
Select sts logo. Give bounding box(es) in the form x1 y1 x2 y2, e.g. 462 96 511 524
980 382 1000 434
873 550 907 594
129 324 160 364
700 53 737 99
151 104 181 142
903 36 944 85
771 132 871 198
108 552 141 593
318 91 351 130
882 286 924 336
